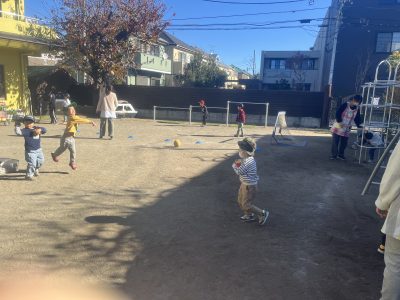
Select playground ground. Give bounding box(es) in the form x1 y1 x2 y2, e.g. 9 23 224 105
0 118 385 299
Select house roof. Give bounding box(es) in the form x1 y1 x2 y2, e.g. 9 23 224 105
160 31 199 54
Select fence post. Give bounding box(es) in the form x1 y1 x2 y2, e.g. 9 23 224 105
265 102 269 127
153 106 156 122
189 105 192 125
226 101 230 126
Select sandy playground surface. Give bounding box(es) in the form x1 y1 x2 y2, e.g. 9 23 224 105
0 118 385 299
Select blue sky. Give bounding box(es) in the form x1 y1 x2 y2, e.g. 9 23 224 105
26 0 331 72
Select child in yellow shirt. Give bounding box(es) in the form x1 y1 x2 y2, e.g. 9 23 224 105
51 104 96 170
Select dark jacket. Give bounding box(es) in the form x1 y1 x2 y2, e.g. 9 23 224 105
21 127 47 151
336 103 362 127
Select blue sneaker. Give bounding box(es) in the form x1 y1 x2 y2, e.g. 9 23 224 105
240 214 256 222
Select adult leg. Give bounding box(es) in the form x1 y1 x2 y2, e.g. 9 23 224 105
100 118 106 138
25 151 37 178
381 235 400 300
240 123 244 137
331 133 340 158
338 136 348 157
108 118 114 138
235 123 240 137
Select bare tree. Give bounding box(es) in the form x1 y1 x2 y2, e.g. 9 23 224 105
286 52 308 91
354 49 372 93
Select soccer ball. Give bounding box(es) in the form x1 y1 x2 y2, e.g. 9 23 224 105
173 139 182 148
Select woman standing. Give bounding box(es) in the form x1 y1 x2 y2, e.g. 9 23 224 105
96 85 118 139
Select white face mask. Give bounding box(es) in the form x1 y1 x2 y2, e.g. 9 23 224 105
239 150 246 158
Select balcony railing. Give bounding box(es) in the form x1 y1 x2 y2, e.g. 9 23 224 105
136 53 172 74
0 10 41 24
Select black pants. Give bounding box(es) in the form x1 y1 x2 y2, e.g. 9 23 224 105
202 115 207 126
49 108 57 124
331 133 348 158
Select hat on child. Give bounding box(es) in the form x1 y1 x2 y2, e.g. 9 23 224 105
23 115 35 123
238 137 256 156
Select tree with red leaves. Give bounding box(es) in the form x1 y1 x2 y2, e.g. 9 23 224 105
51 0 168 87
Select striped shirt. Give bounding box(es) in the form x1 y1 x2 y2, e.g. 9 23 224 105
232 156 259 185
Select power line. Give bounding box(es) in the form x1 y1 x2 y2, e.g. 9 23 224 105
170 17 332 27
171 7 329 21
170 24 324 31
202 0 306 4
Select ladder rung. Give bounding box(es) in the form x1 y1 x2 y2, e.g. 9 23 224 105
372 181 381 185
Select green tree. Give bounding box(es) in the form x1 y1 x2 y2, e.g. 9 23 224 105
177 53 227 88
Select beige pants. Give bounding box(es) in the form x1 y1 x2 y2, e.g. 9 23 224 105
237 183 263 216
381 235 400 300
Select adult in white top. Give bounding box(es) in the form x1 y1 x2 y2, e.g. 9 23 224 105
375 142 400 299
96 85 118 139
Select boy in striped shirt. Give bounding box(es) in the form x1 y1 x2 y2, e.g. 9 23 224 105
232 138 269 225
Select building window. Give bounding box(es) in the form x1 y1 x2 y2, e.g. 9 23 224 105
301 59 317 70
0 65 5 100
376 32 400 52
269 59 286 70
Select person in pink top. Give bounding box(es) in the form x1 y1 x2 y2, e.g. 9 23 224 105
96 85 119 139
330 95 363 160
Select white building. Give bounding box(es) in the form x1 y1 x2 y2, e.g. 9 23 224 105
260 50 322 91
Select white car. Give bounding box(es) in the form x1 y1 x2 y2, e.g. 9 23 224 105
116 100 138 118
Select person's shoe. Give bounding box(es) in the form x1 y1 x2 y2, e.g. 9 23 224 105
259 210 270 226
338 155 346 161
69 162 77 170
240 134 244 137
377 244 385 254
34 169 40 177
330 156 337 160
99 136 104 139
109 136 113 140
240 214 256 222
51 153 59 162
234 134 238 137
25 175 34 181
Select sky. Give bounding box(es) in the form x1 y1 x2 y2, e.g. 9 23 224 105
25 0 332 72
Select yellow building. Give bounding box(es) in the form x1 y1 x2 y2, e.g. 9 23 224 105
0 0 52 111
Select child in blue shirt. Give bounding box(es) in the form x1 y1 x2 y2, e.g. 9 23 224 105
21 116 47 180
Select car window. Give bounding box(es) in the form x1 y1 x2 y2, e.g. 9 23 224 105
125 106 132 111
116 106 123 111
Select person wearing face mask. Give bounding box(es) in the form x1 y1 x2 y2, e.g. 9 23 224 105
330 94 363 160
232 137 269 226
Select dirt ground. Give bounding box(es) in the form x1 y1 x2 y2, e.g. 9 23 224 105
0 118 385 299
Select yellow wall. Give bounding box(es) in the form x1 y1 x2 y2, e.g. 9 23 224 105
0 48 29 111
1 0 25 16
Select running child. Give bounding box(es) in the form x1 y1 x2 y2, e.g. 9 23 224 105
232 137 269 225
234 104 246 137
51 104 96 170
21 116 47 180
199 100 208 126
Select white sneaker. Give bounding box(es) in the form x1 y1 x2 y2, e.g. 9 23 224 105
259 210 270 226
34 169 40 177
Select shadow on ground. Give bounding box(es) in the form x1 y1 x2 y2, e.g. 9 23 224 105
29 134 384 300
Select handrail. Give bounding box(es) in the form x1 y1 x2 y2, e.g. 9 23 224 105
374 59 392 83
0 10 40 24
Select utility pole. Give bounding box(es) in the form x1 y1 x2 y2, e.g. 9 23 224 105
252 50 256 77
328 0 348 96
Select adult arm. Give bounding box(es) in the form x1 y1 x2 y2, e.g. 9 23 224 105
375 143 400 212
335 103 347 123
354 109 362 127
